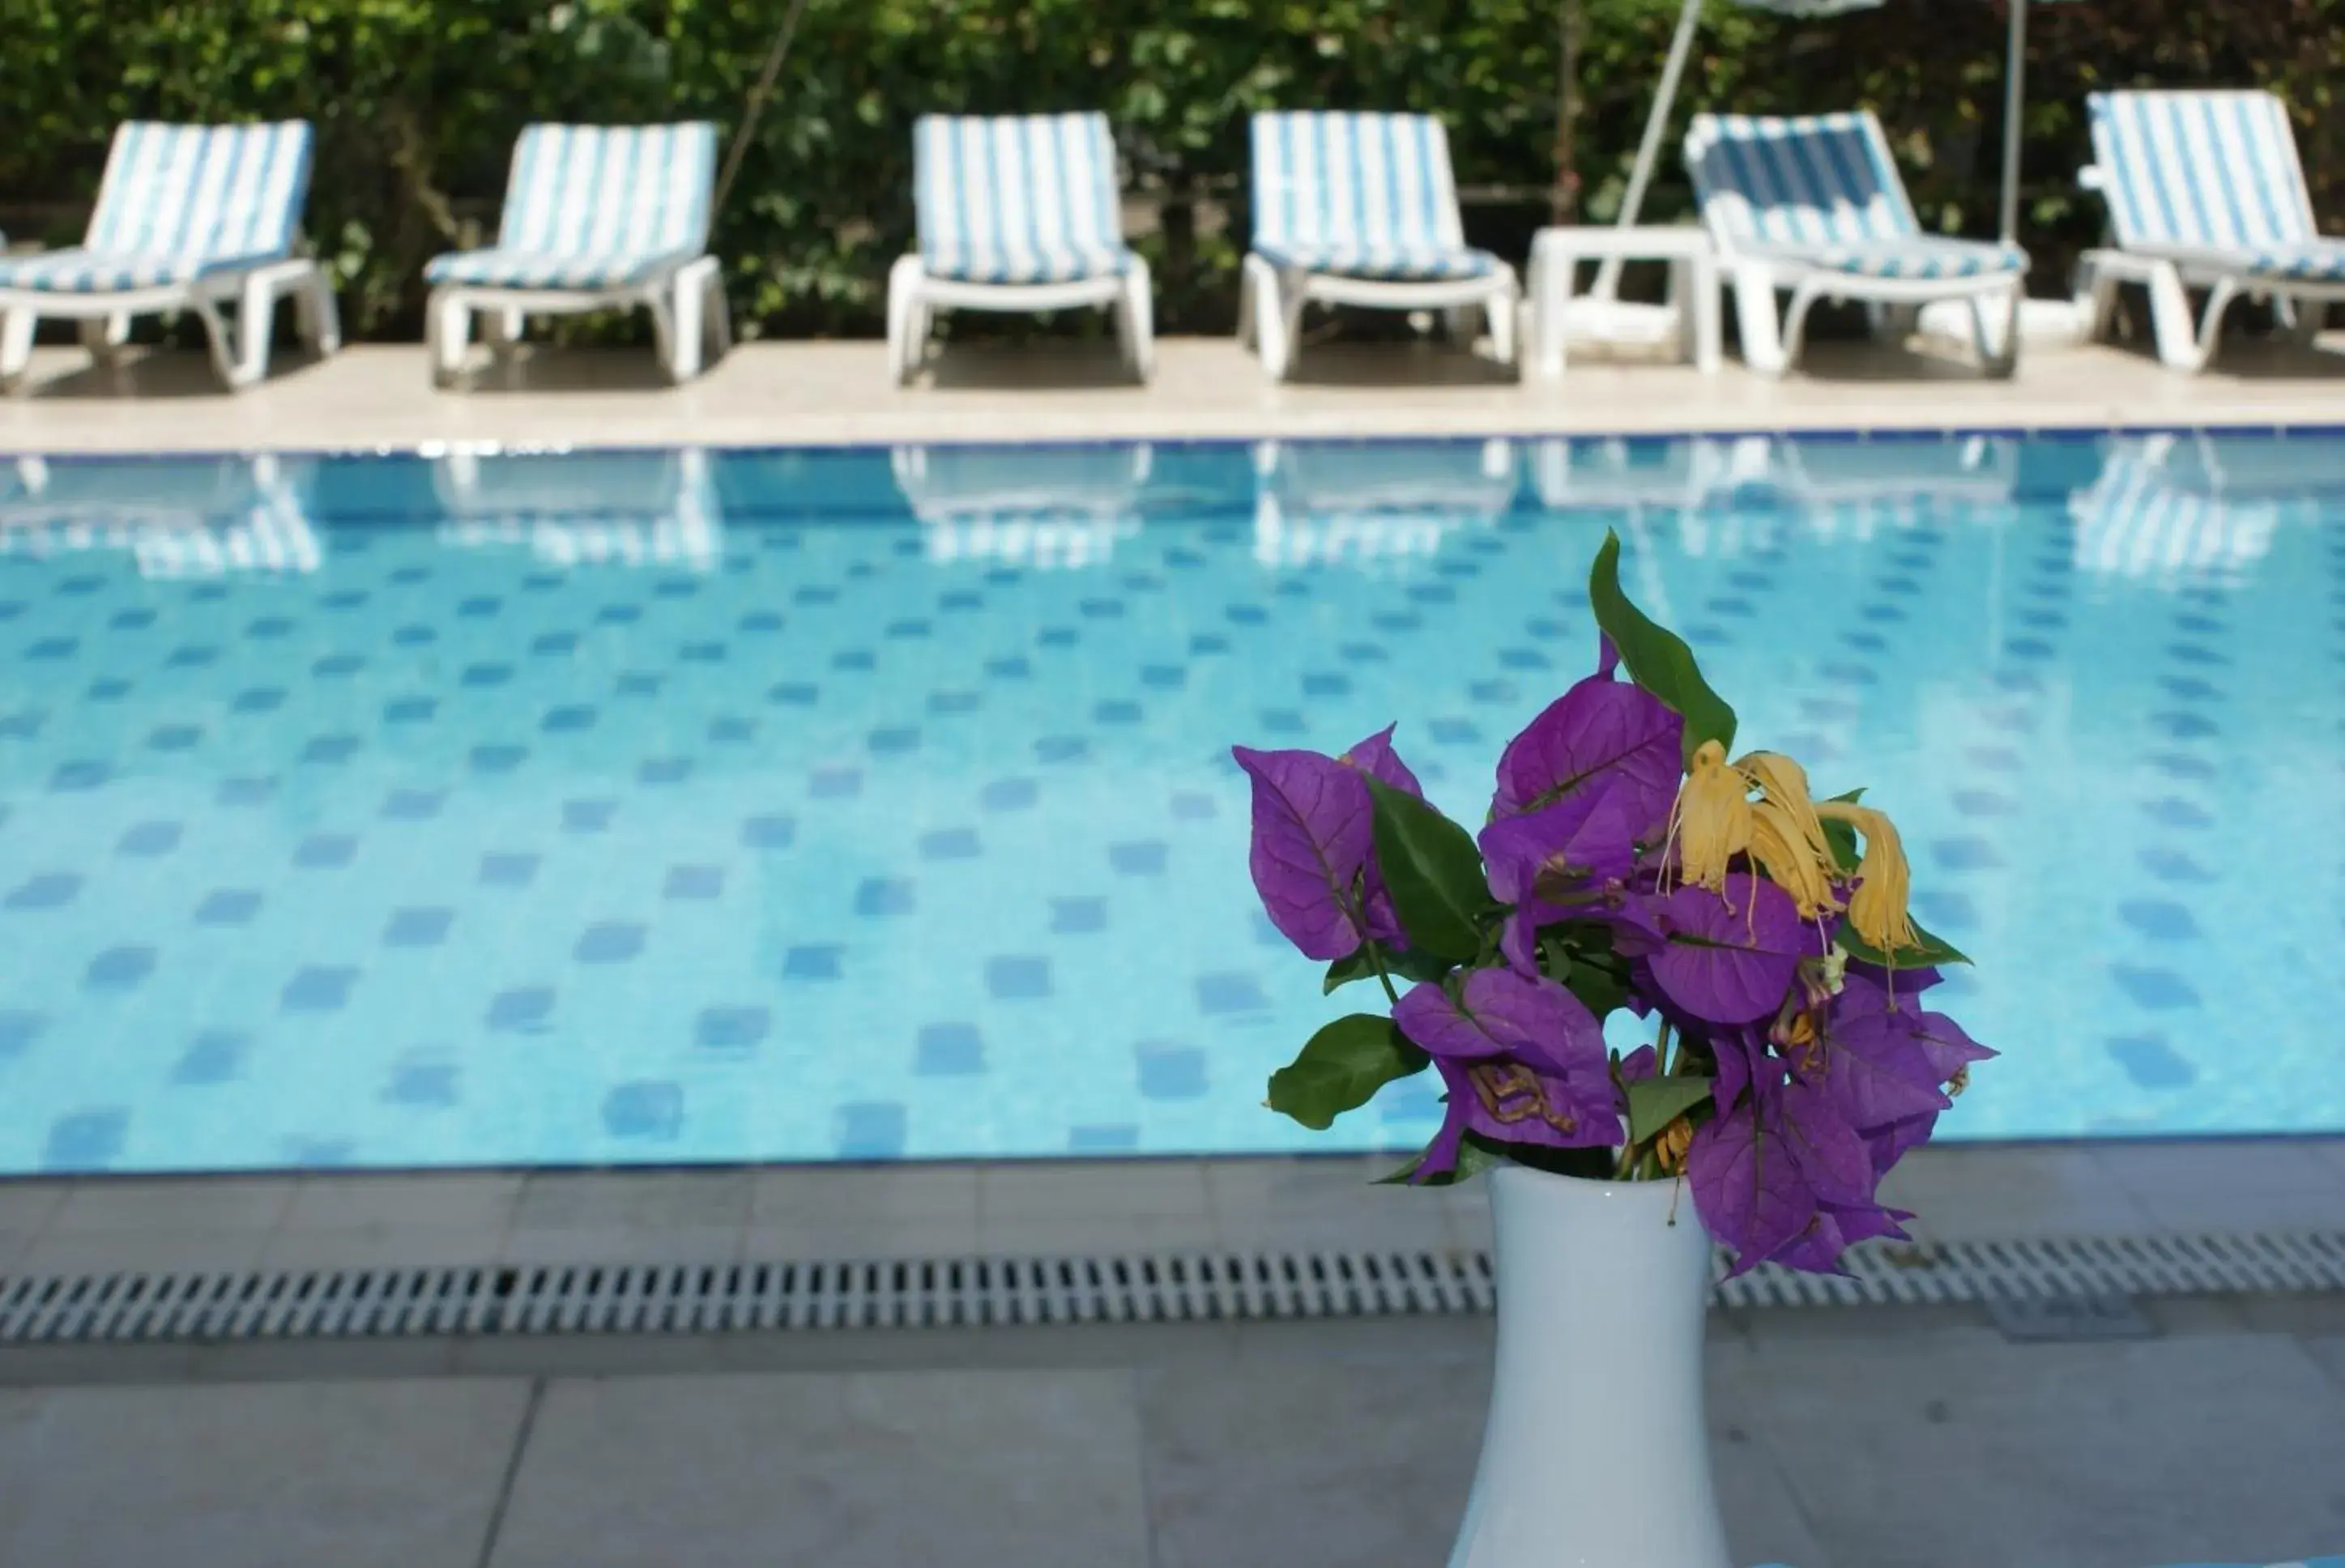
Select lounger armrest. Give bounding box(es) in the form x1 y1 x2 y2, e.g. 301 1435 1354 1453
2078 164 2107 193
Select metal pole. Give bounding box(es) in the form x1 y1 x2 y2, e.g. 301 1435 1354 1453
1997 0 2027 245
713 0 815 223
1594 0 1707 300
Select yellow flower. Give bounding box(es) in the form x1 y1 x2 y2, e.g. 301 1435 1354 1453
1665 740 1751 890
1813 800 1917 952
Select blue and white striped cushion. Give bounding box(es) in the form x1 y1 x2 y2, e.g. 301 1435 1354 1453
1250 112 1497 280
1687 112 1922 250
914 114 1132 284
0 121 312 294
1771 236 2027 280
423 123 714 289
2088 91 2320 257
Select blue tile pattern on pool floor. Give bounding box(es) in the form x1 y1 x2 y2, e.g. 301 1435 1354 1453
0 432 2341 1171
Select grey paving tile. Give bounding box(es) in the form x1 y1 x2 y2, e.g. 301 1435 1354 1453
2305 1335 2345 1394
1740 1325 2345 1568
1873 1143 2155 1242
750 1165 982 1256
14 1225 271 1279
1140 1341 1824 1568
260 1224 514 1272
0 1378 529 1568
49 1176 292 1234
2093 1138 2345 1232
281 1172 524 1233
514 1170 752 1232
488 1370 1151 1568
0 1180 73 1237
1203 1156 1453 1253
981 1159 1211 1220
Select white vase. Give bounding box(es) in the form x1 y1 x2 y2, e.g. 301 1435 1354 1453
1446 1164 1732 1568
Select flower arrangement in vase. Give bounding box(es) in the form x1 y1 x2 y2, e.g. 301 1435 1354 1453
1234 529 1993 1275
1233 530 1996 1566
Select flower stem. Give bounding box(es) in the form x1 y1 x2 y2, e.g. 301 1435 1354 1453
1363 940 1403 1009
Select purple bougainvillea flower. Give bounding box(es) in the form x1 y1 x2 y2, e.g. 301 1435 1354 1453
1395 967 1621 1178
1809 977 1960 1131
1491 670 1683 837
1687 1101 1818 1275
1478 781 1640 972
1768 1199 1914 1276
1231 745 1373 961
1338 723 1423 797
1776 1079 1874 1208
1644 874 1817 1025
1618 1044 1658 1082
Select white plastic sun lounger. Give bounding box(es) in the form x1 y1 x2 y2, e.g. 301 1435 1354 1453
2078 89 2345 373
890 113 1153 384
0 121 337 392
424 122 727 387
1684 111 2027 378
1242 111 1519 381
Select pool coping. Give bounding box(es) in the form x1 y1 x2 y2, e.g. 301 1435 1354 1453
4 1137 2342 1282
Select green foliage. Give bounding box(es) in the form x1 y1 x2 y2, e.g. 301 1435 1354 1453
1362 777 1491 966
1266 1012 1429 1131
1588 530 1737 761
2 0 2336 343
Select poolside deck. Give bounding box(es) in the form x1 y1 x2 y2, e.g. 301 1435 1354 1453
0 332 2342 455
2 332 2343 1565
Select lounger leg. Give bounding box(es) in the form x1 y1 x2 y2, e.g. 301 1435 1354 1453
886 254 925 386
1486 268 1520 371
1775 280 1826 379
1970 283 2020 379
1236 263 1256 350
2141 260 2215 373
0 309 34 389
1276 269 1307 381
647 287 682 383
293 266 342 356
428 291 472 388
1731 265 1790 378
1865 302 1920 344
2077 257 2120 347
78 314 133 367
667 265 707 382
2277 292 2326 347
482 308 523 356
1243 254 1289 379
701 264 732 364
1116 258 1155 381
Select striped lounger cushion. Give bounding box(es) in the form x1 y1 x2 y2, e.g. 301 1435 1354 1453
2088 91 2345 283
913 113 1133 285
1688 113 2023 279
0 121 313 293
1250 111 1496 281
424 123 716 292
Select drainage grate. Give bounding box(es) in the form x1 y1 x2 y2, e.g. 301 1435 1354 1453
0 1230 2338 1346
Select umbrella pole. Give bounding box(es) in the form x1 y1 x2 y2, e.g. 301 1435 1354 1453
1997 0 2027 246
1593 0 1706 301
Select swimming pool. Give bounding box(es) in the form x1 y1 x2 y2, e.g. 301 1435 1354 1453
0 430 2339 1173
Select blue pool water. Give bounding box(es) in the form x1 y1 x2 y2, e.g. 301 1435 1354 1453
0 431 2340 1173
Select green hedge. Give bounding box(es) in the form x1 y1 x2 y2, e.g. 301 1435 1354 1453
3 0 2337 342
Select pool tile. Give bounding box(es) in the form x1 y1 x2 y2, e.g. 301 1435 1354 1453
808 765 862 799
696 1007 771 1051
84 946 156 992
741 815 797 850
637 757 693 786
2117 899 2198 941
293 833 358 870
488 987 556 1033
603 1080 683 1140
282 965 360 1013
194 888 262 927
986 957 1051 999
915 1023 984 1076
1051 897 1108 934
575 922 648 965
0 1012 46 1058
386 907 454 948
380 790 445 822
384 1057 461 1108
1196 972 1270 1015
664 865 724 901
1137 1043 1209 1101
835 1102 907 1159
783 946 843 980
43 1110 128 1171
5 873 82 911
563 799 618 833
920 829 981 861
1109 841 1167 876
2106 1033 2197 1090
2111 965 2200 1012
171 1030 248 1086
480 853 542 888
855 877 915 917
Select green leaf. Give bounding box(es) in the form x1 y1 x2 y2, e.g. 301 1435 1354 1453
1587 530 1737 764
1362 776 1490 966
1834 916 1970 969
1625 1076 1716 1146
1324 942 1456 995
1818 788 1867 875
1379 1126 1507 1187
1267 1013 1430 1132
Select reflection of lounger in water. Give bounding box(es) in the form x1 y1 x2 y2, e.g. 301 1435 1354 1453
893 443 1149 570
0 454 321 577
1532 432 2017 559
1253 438 1515 567
2070 433 2295 582
433 445 721 569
